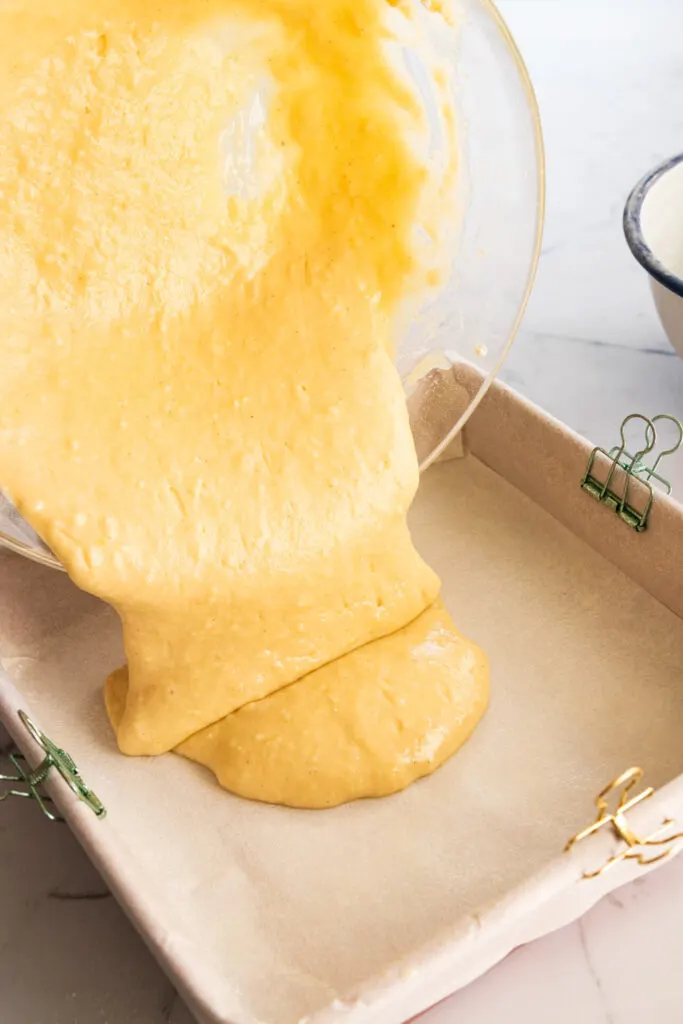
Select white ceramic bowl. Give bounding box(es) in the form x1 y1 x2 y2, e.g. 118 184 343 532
624 153 683 359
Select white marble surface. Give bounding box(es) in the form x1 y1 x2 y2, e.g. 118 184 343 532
498 0 683 497
3 1 683 1022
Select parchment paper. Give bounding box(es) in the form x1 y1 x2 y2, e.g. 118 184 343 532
2 455 683 1024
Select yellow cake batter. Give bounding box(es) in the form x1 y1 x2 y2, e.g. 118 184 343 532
107 600 488 809
0 0 488 806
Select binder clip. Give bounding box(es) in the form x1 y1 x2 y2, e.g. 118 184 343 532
581 413 682 531
0 711 106 822
566 767 683 879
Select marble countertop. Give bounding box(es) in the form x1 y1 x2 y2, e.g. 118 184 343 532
3 1 683 1022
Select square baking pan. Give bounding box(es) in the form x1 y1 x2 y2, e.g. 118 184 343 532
1 378 682 1024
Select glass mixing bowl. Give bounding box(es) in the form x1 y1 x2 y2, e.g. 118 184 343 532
0 0 544 572
399 0 544 466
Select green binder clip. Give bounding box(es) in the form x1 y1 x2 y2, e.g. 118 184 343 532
0 711 106 822
581 413 682 532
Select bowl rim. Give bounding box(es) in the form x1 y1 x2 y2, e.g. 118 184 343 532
623 151 683 300
418 0 546 470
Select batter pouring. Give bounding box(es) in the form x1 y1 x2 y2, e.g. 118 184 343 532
0 0 488 807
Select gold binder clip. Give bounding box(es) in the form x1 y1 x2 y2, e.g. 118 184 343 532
581 413 682 531
566 767 683 879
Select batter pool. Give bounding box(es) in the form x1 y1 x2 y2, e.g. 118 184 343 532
0 0 489 807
